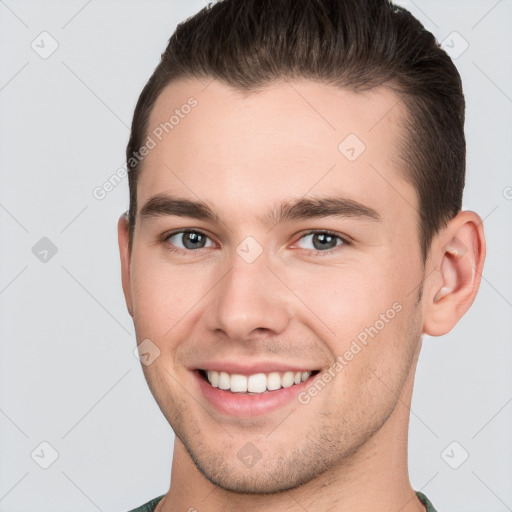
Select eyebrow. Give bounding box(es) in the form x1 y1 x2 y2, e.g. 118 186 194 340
138 193 380 226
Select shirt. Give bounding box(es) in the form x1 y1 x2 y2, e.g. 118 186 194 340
125 490 438 511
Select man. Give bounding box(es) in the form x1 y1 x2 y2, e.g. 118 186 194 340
118 0 486 510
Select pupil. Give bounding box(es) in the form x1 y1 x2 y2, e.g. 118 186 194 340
184 232 205 249
313 233 336 250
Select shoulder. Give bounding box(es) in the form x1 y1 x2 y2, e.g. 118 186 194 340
124 495 165 512
416 491 439 512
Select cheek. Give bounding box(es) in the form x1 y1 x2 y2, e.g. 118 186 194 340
286 257 422 380
285 262 404 338
322 298 420 416
129 250 206 340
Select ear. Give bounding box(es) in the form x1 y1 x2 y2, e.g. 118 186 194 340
118 212 134 318
423 210 486 336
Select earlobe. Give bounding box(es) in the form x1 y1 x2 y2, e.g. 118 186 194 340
118 212 134 318
423 211 486 336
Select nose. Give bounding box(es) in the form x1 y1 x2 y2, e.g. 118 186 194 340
202 249 292 342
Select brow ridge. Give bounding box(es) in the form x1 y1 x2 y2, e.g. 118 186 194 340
138 193 380 226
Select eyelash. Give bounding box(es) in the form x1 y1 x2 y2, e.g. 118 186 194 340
161 229 350 256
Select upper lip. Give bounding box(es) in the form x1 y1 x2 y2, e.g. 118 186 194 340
193 361 321 375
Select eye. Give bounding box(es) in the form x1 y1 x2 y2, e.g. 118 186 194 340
162 229 348 254
295 230 347 252
164 230 215 251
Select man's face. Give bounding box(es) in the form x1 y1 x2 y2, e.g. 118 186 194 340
122 79 426 493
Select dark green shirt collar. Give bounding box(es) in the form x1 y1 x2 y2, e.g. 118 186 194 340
126 491 437 511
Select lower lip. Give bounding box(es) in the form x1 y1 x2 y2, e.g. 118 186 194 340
193 370 317 417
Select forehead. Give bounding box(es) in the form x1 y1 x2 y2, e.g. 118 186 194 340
138 78 414 223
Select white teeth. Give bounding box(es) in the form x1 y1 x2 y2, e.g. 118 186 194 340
218 371 230 390
248 373 267 393
203 369 313 393
267 372 281 391
207 371 219 388
230 374 248 392
281 371 295 388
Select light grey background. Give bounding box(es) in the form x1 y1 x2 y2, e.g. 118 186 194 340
0 1 511 511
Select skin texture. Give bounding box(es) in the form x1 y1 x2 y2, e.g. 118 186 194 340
118 78 486 511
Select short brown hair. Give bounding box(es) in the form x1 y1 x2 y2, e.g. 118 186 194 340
126 0 465 261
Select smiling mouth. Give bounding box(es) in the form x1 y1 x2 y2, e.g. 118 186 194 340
197 369 321 394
